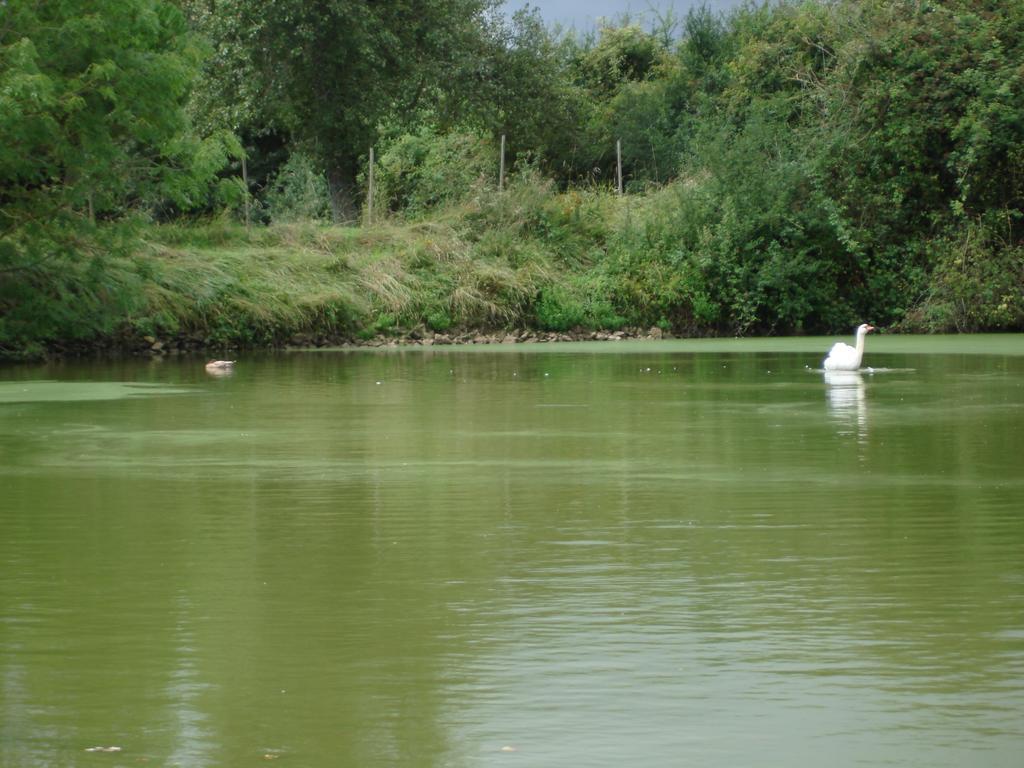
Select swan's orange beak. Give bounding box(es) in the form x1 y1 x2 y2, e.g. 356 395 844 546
866 325 875 332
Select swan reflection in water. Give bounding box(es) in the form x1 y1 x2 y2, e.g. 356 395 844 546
824 370 867 439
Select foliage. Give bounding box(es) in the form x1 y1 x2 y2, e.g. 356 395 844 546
0 0 234 357
373 130 494 217
5 0 1024 357
186 0 503 221
591 0 1024 335
904 223 1024 332
575 22 667 97
264 152 332 223
440 8 592 178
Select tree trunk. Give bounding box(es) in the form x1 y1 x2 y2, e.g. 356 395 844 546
327 165 358 224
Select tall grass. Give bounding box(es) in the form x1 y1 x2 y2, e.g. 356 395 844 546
5 162 1021 359
121 178 631 349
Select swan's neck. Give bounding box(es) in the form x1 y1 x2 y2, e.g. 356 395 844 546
854 331 867 364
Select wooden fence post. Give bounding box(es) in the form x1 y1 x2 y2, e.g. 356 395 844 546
499 134 506 191
241 154 250 230
366 147 375 227
616 139 623 196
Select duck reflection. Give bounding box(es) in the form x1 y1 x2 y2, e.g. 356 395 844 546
824 370 867 438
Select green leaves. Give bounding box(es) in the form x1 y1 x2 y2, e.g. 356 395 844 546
187 0 502 220
1 0 210 220
1 0 230 356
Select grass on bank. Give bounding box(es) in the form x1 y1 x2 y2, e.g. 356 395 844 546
3 173 1023 360
130 195 614 347
101 179 646 352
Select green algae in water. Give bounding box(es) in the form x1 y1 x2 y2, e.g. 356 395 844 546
0 381 192 404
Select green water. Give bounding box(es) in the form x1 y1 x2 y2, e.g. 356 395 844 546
2 335 1023 767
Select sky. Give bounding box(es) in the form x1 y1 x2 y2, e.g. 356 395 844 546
502 0 747 31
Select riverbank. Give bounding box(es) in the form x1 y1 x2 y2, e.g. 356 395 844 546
44 324 672 359
6 1 1024 364
5 182 1023 362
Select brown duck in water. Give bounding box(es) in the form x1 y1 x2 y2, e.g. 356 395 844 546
205 360 236 374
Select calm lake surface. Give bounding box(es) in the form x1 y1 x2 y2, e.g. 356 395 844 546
2 335 1023 768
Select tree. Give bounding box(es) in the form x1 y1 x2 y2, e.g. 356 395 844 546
447 9 591 181
575 22 666 97
0 0 233 354
188 0 501 223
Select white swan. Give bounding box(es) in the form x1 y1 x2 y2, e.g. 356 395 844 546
823 324 874 371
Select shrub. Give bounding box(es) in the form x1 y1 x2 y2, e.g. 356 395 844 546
264 152 332 223
535 286 586 331
904 225 1024 332
374 130 494 217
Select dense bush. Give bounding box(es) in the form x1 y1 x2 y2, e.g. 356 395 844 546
581 0 1024 335
264 152 332 223
373 130 495 217
905 226 1024 332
